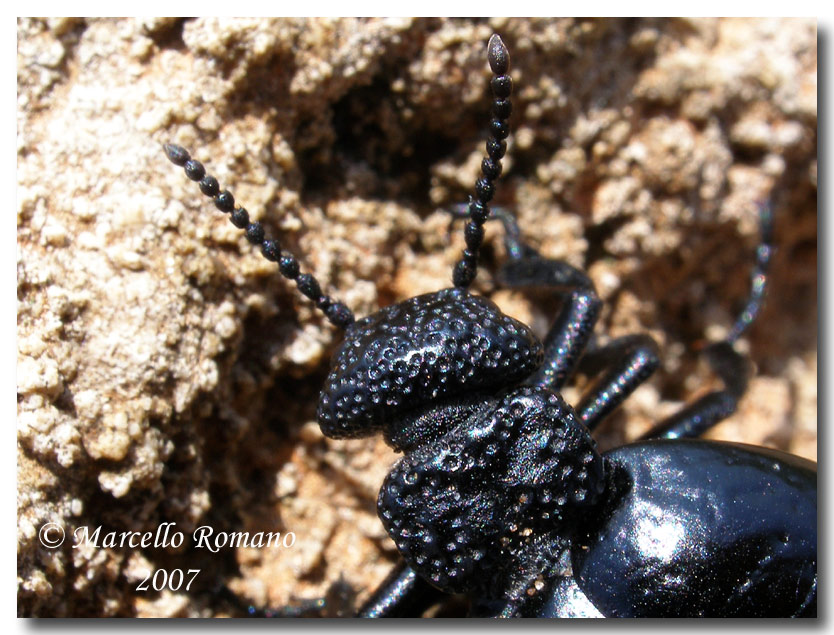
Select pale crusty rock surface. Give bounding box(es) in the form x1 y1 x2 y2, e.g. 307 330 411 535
18 18 816 617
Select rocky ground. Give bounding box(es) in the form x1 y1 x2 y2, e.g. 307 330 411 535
17 17 816 617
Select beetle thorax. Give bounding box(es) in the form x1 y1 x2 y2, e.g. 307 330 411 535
377 386 605 598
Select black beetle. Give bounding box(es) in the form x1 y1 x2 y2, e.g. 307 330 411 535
164 34 816 618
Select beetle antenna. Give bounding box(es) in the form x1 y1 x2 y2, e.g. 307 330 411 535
162 143 355 329
452 34 513 289
726 202 774 343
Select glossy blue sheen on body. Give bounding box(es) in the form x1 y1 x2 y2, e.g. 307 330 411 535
544 440 817 617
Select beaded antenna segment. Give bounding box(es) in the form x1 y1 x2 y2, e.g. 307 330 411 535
453 34 514 288
162 143 355 329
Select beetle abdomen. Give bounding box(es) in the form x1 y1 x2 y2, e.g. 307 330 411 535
572 440 816 617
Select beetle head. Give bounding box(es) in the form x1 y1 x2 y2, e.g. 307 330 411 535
317 288 543 444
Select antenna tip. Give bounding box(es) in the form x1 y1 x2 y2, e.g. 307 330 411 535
163 143 190 166
487 34 510 75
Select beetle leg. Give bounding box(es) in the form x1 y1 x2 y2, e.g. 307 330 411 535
638 340 751 439
572 334 661 432
497 254 603 392
640 203 772 440
357 562 446 618
446 204 605 392
489 234 660 432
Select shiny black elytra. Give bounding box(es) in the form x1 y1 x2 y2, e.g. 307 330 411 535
163 34 816 618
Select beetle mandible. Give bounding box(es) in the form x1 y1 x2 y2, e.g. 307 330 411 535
164 33 816 618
